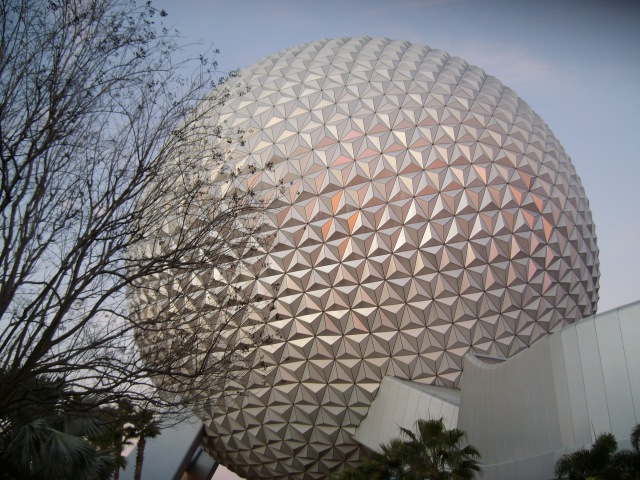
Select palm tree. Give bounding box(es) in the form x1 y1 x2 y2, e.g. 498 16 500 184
555 426 640 480
630 424 640 477
89 401 137 480
127 408 161 480
555 433 620 480
398 418 482 480
0 373 114 480
334 418 481 480
372 438 413 480
613 424 640 479
331 460 386 480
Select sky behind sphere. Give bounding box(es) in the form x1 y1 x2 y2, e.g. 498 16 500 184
151 1 639 478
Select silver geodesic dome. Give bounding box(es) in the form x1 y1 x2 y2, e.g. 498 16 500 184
135 37 599 479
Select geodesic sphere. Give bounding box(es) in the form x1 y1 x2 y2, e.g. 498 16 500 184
163 38 600 479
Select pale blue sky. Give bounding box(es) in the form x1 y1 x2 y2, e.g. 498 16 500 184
152 1 639 476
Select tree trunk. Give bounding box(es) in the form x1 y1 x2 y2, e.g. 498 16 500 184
134 436 146 480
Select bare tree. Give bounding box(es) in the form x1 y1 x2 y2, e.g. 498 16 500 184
0 0 270 443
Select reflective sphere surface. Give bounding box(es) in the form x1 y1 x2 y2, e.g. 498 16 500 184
147 38 600 479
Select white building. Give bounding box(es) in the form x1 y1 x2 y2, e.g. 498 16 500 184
357 300 640 479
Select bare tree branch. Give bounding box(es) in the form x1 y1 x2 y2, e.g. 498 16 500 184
0 0 270 433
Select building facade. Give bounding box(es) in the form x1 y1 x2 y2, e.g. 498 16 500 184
358 300 640 479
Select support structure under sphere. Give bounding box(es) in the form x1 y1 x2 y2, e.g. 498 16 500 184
138 38 599 479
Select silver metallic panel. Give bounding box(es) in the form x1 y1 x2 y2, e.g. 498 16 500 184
549 333 576 447
618 302 640 425
458 341 562 466
353 376 460 452
560 323 592 445
133 37 599 479
594 309 634 438
576 317 610 436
